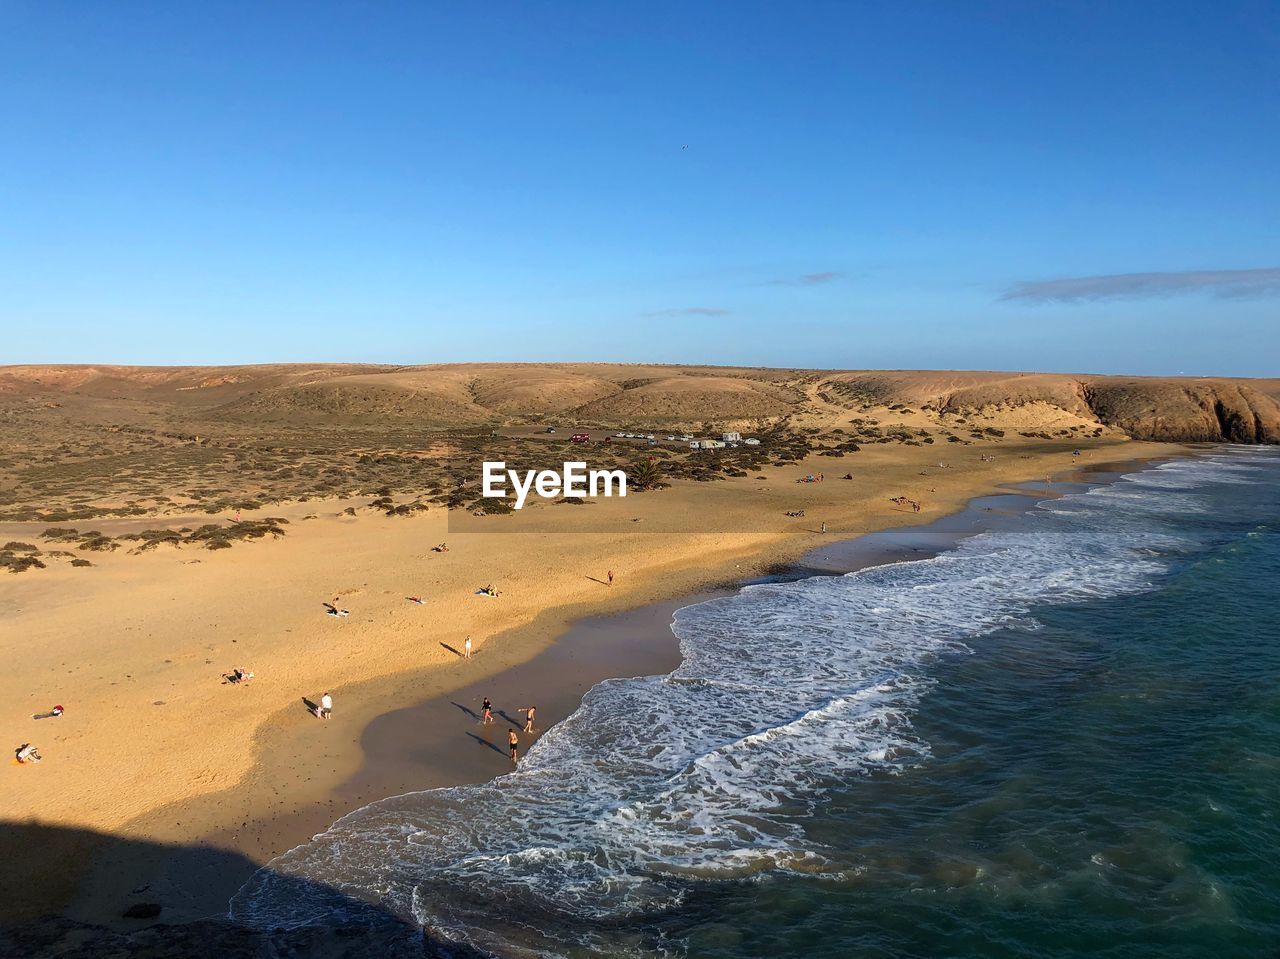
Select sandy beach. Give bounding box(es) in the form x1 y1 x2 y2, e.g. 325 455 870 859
0 436 1179 927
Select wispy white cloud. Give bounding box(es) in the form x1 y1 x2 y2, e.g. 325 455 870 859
771 271 845 286
1001 267 1280 303
643 306 730 317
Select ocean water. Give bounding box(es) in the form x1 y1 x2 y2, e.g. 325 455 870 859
232 449 1280 958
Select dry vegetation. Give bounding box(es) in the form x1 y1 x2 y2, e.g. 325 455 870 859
1 363 1276 573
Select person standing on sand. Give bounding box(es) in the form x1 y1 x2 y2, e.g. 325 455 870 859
481 697 493 724
820 521 827 534
463 636 473 659
521 705 536 733
607 569 614 587
508 728 519 763
319 692 333 720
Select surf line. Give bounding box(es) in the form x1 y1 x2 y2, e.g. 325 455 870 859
481 461 628 510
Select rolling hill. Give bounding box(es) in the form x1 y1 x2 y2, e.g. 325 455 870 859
1 363 1277 443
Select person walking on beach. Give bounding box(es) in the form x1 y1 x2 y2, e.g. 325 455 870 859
607 569 614 586
481 697 493 724
319 692 333 720
521 705 536 733
820 521 827 534
463 635 473 659
508 728 520 763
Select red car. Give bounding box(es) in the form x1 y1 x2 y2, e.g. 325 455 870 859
570 433 590 443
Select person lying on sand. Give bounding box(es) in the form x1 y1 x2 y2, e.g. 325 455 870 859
432 543 449 552
33 705 64 720
324 603 350 617
407 596 425 605
15 744 41 764
225 667 254 685
476 585 501 597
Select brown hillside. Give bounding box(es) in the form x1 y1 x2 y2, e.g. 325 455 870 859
1 363 1276 443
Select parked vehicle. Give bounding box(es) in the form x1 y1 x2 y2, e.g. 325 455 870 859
570 433 590 443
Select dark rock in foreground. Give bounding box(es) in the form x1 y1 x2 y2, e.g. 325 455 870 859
0 916 490 959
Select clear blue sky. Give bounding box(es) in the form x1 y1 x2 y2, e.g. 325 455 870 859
2 1 1277 375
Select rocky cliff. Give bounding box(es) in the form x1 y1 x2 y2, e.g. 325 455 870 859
1081 379 1280 443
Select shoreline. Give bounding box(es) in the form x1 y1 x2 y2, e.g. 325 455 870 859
64 448 1181 928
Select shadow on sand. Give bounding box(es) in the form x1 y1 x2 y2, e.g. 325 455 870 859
464 733 506 757
0 820 484 957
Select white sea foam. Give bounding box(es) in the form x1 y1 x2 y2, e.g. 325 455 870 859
230 451 1278 956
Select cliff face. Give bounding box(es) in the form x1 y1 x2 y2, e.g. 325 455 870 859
1081 379 1280 443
